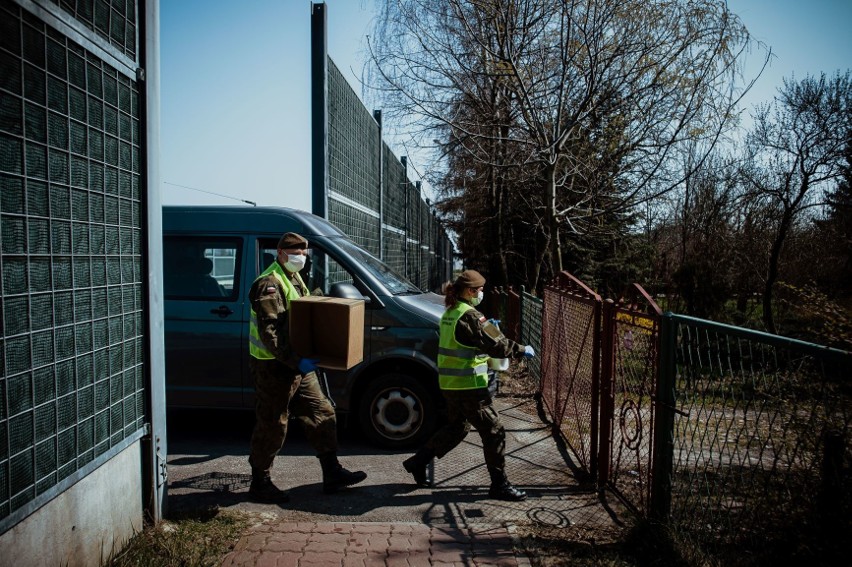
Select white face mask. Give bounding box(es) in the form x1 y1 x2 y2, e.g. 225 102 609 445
284 253 306 272
470 290 483 306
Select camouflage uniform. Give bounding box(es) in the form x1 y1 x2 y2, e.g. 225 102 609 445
425 306 525 475
248 268 337 474
404 269 526 500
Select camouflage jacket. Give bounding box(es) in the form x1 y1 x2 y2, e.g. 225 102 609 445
249 264 310 371
453 302 526 359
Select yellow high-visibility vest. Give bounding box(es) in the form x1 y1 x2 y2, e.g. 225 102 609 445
249 261 306 360
437 302 489 390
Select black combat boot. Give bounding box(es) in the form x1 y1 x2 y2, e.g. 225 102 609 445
248 469 290 503
402 447 434 487
487 467 527 501
318 453 367 494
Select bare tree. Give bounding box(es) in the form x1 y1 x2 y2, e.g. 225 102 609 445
728 190 776 323
671 152 739 318
368 0 762 290
743 71 852 334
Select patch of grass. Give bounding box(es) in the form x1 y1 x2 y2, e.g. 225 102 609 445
515 523 631 566
498 364 539 397
516 519 724 567
105 507 250 567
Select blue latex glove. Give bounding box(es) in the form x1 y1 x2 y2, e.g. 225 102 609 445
523 345 536 359
298 357 319 374
487 318 501 328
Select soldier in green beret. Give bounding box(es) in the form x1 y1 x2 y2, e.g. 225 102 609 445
403 270 536 501
247 232 366 502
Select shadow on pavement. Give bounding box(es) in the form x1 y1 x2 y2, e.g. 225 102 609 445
164 398 627 531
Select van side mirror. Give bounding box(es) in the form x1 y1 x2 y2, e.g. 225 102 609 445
329 282 371 303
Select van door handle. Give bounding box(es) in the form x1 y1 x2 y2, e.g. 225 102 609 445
210 305 233 317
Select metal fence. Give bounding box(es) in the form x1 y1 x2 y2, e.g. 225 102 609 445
486 286 542 387
540 273 602 478
657 314 851 562
491 271 851 559
312 4 453 291
519 289 542 385
599 286 662 515
0 0 147 532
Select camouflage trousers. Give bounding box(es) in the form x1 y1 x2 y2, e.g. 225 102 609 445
425 387 506 473
248 358 337 473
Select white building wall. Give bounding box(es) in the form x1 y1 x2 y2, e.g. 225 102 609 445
0 442 143 567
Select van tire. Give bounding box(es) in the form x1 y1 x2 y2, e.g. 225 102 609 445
359 373 436 449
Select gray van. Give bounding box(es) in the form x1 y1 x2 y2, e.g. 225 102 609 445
162 205 445 448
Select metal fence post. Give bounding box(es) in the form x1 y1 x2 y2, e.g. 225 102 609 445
650 312 676 522
374 109 383 260
310 2 328 219
597 299 615 490
819 429 845 534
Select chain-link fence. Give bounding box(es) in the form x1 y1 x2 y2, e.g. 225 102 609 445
540 274 602 478
520 289 542 386
495 270 851 561
599 287 662 516
656 314 852 563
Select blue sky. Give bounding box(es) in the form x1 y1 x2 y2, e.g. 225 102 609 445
160 0 852 212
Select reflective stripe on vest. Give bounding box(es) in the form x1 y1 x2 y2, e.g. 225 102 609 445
437 302 490 390
249 261 306 360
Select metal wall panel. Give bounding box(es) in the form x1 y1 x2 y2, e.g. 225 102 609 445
0 0 146 529
312 3 453 288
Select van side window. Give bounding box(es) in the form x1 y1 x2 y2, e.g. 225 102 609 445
164 236 241 300
259 240 354 295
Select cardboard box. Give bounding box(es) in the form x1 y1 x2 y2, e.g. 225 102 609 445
289 296 365 370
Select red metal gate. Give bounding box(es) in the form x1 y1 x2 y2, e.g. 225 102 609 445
598 284 662 514
539 272 602 478
538 273 661 513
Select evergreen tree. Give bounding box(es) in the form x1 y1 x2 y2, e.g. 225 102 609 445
815 137 852 296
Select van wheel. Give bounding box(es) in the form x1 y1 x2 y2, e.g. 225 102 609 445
359 373 436 449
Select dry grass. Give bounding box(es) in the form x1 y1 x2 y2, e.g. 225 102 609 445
514 523 635 567
105 507 250 567
498 360 540 398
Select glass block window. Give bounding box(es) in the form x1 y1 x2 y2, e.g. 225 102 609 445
0 0 144 523
48 0 137 60
381 147 408 275
315 18 453 289
328 59 381 213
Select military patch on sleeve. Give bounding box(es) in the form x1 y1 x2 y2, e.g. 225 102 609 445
479 316 487 322
482 320 503 341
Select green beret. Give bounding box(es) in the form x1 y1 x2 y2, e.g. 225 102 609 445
278 232 308 250
455 269 485 288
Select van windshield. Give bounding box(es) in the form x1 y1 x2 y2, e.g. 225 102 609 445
333 238 423 295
